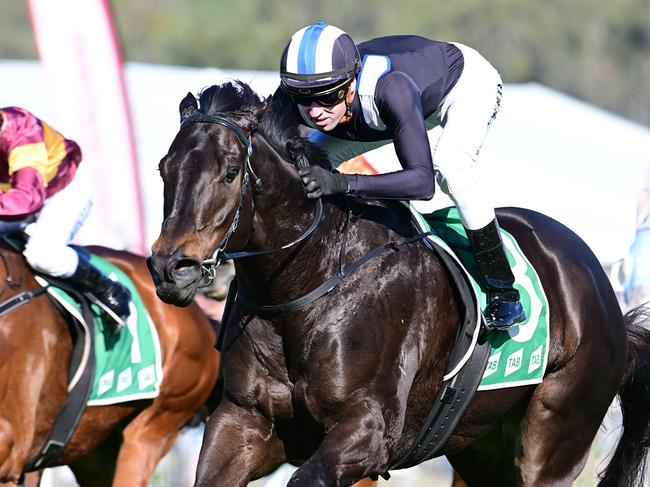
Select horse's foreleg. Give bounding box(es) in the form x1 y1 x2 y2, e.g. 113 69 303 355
0 471 41 487
0 406 43 483
351 479 378 487
194 398 285 487
69 429 120 487
288 398 389 487
0 418 17 482
22 471 42 487
111 408 190 487
452 471 469 487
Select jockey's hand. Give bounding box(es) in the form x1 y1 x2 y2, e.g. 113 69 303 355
298 165 348 199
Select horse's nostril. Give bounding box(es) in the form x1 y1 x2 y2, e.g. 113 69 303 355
172 258 202 281
146 256 162 285
174 258 200 272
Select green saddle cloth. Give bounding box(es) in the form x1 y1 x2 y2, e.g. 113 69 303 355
410 206 550 390
36 253 163 405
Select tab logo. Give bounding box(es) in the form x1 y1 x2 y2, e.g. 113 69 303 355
117 368 133 392
528 345 543 374
98 370 115 395
483 352 501 378
505 348 523 377
138 364 155 390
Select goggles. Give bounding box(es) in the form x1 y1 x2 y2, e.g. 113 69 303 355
281 78 352 107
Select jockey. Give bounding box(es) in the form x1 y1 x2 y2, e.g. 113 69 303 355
0 106 131 327
275 21 525 330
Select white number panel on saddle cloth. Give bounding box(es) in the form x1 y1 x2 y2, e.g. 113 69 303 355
34 254 163 405
410 205 550 390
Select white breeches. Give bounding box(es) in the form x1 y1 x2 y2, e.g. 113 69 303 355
23 164 93 277
310 42 503 230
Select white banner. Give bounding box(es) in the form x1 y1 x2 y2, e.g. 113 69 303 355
27 0 145 254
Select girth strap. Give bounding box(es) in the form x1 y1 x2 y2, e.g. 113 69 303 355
24 282 96 471
387 240 490 471
0 233 96 472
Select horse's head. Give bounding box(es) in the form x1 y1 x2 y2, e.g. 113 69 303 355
148 82 267 306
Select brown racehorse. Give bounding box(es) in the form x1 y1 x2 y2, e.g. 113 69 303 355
0 242 220 487
147 81 650 486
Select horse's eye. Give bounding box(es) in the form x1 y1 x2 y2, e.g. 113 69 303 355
224 166 240 183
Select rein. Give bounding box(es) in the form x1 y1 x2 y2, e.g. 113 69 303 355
180 113 323 282
0 227 49 316
223 151 323 260
181 112 433 314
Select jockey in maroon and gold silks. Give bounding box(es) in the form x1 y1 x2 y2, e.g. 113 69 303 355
0 106 130 327
0 106 81 217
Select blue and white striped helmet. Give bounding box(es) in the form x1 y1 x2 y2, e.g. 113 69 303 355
280 22 360 100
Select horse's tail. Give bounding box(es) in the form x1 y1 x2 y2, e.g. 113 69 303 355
599 305 650 487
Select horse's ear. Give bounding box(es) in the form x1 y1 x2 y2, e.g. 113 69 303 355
237 100 269 133
179 92 198 122
250 99 269 122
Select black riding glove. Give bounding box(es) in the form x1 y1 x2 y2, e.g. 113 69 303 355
298 165 349 199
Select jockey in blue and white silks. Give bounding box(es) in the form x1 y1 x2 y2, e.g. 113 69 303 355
275 21 525 330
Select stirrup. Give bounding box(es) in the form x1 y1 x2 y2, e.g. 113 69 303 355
87 293 128 332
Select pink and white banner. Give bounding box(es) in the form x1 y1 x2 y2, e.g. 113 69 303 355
27 0 146 254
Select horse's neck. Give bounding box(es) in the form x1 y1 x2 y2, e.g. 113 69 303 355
237 136 346 300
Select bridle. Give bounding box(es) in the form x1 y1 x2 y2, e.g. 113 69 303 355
179 112 323 283
179 111 433 315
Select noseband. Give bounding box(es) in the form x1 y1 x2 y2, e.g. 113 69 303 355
179 112 323 283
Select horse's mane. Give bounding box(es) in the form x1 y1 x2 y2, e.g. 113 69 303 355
198 80 262 115
197 80 330 168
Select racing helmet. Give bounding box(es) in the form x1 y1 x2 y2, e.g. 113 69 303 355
280 21 360 105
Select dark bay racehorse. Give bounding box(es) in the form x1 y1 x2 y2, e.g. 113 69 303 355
0 244 220 487
148 80 650 486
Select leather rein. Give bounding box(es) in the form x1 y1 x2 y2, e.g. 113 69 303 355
180 112 433 313
180 113 323 283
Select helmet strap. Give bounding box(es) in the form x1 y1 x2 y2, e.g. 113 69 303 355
339 82 356 125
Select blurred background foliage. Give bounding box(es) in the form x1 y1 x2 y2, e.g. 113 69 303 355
2 0 649 125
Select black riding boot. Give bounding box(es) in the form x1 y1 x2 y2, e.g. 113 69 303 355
68 249 132 329
466 219 526 330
